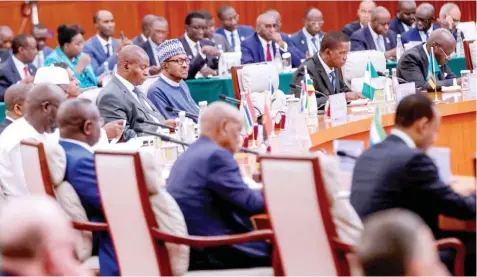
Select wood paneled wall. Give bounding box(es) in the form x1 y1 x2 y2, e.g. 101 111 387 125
0 1 475 48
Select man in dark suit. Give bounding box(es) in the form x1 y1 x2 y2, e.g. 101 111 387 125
31 24 53 68
241 13 301 66
140 16 168 75
342 0 376 37
57 98 118 276
291 8 326 59
84 10 130 76
199 10 233 53
351 94 476 274
397 29 459 90
401 3 439 45
132 14 157 46
167 102 271 270
215 5 255 53
351 6 397 60
0 34 37 100
389 0 416 35
179 11 219 79
0 83 30 135
97 45 173 142
290 31 364 108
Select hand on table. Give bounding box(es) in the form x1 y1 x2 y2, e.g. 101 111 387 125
384 48 397 60
345 91 365 101
103 120 124 140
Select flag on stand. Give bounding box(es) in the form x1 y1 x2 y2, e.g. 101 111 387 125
362 59 379 99
303 66 315 111
240 97 254 135
269 77 277 103
262 91 273 138
369 106 386 146
244 89 257 123
300 80 306 112
426 47 440 90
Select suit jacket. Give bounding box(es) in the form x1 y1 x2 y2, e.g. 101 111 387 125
351 26 397 52
0 49 10 64
396 43 456 90
83 35 119 76
210 33 233 52
0 56 37 101
290 54 351 108
59 140 118 276
167 136 271 270
401 25 440 44
389 17 409 35
280 32 305 67
178 36 218 80
132 34 147 46
0 118 12 135
342 20 362 37
140 40 158 66
350 134 476 238
215 25 255 44
97 75 165 142
291 29 325 58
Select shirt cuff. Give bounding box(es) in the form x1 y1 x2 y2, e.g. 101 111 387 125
279 41 288 52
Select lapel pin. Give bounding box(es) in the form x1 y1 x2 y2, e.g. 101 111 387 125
188 55 192 60
301 40 305 44
241 36 245 41
386 37 390 44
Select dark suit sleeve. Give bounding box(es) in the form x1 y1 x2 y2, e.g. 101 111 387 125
71 157 102 214
283 37 305 67
240 41 255 65
342 24 354 37
350 33 367 51
187 55 206 80
339 74 351 93
147 85 173 119
84 44 118 76
97 92 137 141
406 153 476 220
442 64 456 80
397 52 430 89
207 150 265 215
0 68 11 101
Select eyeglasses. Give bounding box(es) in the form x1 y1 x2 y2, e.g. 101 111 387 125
165 58 190 66
436 45 451 60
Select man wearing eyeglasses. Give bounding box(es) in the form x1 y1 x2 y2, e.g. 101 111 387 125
179 11 219 79
438 3 463 40
401 3 439 45
397 29 460 90
291 8 326 59
147 39 200 122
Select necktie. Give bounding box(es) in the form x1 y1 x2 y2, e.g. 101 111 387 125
133 87 162 123
230 33 236 51
105 43 110 57
329 71 336 91
195 43 201 57
266 43 272 61
376 36 384 52
23 66 29 78
37 52 43 68
425 31 429 41
311 37 319 54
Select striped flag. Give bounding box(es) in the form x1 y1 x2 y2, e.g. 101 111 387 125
427 47 440 90
369 106 386 146
269 77 277 104
300 80 306 112
362 59 379 100
240 98 254 135
262 91 273 138
244 90 257 123
304 66 315 111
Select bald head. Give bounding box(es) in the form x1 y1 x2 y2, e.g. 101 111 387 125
416 3 435 18
0 25 14 49
58 98 101 146
371 6 391 21
117 45 150 86
398 0 416 10
397 1 416 26
370 7 391 35
439 3 460 19
358 0 376 26
428 28 455 46
200 102 242 153
142 14 157 34
94 10 115 38
438 3 461 31
24 84 66 133
4 83 31 119
427 29 456 64
304 8 324 35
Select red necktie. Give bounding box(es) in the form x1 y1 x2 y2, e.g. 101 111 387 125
24 66 29 78
266 43 272 61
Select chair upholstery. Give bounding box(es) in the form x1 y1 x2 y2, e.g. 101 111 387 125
469 40 477 70
457 21 477 40
20 139 50 195
139 75 160 93
232 63 280 101
342 50 386 92
78 87 102 104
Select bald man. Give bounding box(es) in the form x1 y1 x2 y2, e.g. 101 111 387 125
167 102 270 270
132 14 157 45
0 196 89 276
0 83 66 198
0 83 31 135
389 1 416 35
342 0 376 37
0 25 13 63
97 45 171 142
401 3 440 44
397 28 459 90
292 8 326 58
84 10 131 76
241 13 300 66
58 98 118 276
438 3 463 39
350 6 397 59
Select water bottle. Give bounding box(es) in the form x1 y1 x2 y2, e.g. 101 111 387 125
178 111 187 142
456 30 465 57
217 44 227 76
396 34 404 61
392 68 399 99
197 101 207 133
273 44 283 72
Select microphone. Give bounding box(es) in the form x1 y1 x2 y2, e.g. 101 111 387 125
376 71 408 83
219 94 263 116
336 150 359 160
165 106 198 119
136 117 175 131
134 128 260 155
289 83 329 100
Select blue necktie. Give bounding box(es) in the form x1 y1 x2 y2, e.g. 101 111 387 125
230 33 236 51
311 37 319 55
329 71 336 91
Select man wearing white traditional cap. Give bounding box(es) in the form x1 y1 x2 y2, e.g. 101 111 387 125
147 39 200 122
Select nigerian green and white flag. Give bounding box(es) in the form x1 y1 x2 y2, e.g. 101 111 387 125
369 106 386 146
362 59 379 100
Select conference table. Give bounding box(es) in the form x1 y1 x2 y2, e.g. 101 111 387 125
186 56 467 104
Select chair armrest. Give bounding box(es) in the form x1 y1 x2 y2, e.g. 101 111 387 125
72 220 108 232
151 227 273 247
331 237 354 253
435 237 465 276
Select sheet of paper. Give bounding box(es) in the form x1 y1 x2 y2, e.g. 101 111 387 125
395 82 416 104
333 140 364 172
428 147 452 184
329 93 347 120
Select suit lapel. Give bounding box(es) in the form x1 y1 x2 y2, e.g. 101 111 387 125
313 55 334 93
146 42 156 66
364 27 377 50
298 31 308 55
254 34 265 62
180 37 194 60
8 58 21 82
92 36 106 61
417 46 429 78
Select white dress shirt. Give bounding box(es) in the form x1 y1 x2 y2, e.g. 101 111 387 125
96 34 113 56
419 26 433 42
402 22 411 32
12 55 28 80
224 29 241 52
303 27 321 56
368 24 386 52
148 38 160 65
390 128 416 148
0 118 52 198
140 33 147 43
184 33 205 59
